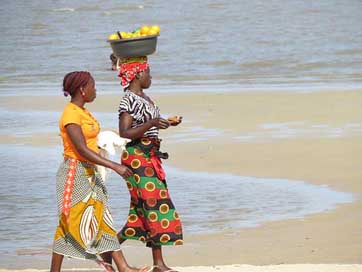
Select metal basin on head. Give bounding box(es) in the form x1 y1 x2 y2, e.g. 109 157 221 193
108 35 158 58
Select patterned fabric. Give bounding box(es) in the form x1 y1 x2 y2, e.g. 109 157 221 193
119 138 183 247
120 56 148 64
61 159 77 223
119 91 160 138
53 158 121 259
118 56 149 90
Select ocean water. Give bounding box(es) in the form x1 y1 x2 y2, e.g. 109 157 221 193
1 0 362 96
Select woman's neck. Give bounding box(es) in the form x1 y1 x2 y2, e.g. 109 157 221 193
70 97 85 109
128 86 144 97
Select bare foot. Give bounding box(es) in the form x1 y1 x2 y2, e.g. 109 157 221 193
124 266 154 272
153 265 178 272
95 260 115 272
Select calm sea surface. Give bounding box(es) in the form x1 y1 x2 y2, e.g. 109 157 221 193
1 0 362 95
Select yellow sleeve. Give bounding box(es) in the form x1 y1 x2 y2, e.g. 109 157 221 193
62 105 81 127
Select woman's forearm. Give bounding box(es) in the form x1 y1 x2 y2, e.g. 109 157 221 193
119 120 154 140
77 145 116 169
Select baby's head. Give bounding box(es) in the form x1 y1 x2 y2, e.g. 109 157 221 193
110 53 118 71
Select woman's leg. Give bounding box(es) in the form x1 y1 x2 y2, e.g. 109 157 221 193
50 252 64 272
101 237 126 265
100 252 113 266
111 250 129 271
112 250 149 272
152 246 175 272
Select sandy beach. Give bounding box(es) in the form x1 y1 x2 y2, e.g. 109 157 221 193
0 89 361 271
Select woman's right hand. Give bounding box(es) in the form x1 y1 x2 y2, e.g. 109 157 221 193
150 118 170 129
112 163 133 179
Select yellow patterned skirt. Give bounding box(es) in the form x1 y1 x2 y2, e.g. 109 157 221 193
52 158 120 260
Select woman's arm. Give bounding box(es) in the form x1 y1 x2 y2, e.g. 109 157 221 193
66 124 132 178
119 112 170 140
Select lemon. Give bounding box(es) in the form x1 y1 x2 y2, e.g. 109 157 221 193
120 32 127 38
140 25 151 35
147 29 158 36
108 33 119 40
151 25 160 34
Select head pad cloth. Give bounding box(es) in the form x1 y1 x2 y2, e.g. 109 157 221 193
118 56 149 90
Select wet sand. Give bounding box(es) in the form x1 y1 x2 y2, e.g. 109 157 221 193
0 89 361 270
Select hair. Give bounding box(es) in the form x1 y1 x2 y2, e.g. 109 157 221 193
110 53 117 62
62 71 92 97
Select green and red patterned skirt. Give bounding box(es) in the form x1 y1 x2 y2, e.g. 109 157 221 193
119 137 183 247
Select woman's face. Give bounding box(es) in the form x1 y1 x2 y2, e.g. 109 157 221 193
83 77 96 102
139 68 152 89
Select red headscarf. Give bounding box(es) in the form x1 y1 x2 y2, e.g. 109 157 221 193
118 56 149 90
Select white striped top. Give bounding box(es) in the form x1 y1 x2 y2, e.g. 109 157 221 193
118 91 160 138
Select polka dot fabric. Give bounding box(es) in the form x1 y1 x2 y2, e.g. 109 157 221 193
119 138 183 247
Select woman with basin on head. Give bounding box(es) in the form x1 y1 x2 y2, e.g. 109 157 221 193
112 56 184 272
51 71 151 272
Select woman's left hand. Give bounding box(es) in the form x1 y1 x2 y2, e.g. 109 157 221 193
168 116 182 126
112 163 133 179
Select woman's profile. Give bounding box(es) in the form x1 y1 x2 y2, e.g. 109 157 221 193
113 57 184 272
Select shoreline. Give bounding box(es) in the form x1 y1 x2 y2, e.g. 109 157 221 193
0 90 361 268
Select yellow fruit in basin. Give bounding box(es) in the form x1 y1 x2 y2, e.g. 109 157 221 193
147 29 158 36
108 33 119 40
150 25 160 34
140 25 150 35
110 25 160 40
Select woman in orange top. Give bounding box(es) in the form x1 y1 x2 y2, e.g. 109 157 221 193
51 71 149 272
